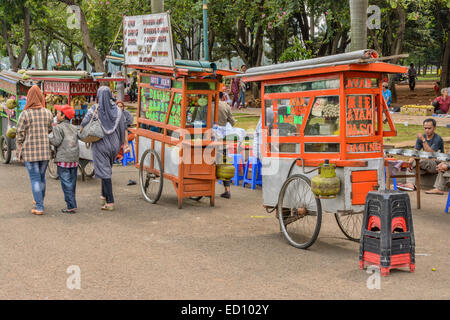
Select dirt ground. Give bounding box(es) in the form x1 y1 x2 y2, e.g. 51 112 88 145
0 162 449 300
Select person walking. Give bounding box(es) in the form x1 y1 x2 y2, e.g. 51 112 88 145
238 65 247 109
230 76 240 109
80 86 128 211
382 82 392 108
49 104 80 214
115 100 135 161
407 63 417 91
16 85 54 215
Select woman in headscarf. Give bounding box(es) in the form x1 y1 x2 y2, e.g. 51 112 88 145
16 85 54 215
80 86 128 211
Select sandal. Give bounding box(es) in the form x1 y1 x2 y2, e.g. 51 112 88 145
31 209 43 215
425 189 444 195
62 208 77 214
397 183 416 191
101 204 115 211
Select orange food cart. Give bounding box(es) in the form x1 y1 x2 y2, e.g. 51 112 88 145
127 61 238 209
237 50 407 249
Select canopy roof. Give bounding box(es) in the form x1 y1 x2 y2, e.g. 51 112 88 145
232 50 408 82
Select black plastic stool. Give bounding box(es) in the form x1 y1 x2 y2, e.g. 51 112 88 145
359 190 415 276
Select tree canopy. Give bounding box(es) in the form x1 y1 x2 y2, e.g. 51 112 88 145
0 0 448 87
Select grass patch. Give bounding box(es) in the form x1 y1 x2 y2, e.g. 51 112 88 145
383 123 450 144
417 74 439 81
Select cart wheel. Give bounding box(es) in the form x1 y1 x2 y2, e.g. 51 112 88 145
335 211 363 242
47 160 59 179
277 174 322 249
189 196 203 201
79 159 95 178
0 135 11 164
139 149 163 204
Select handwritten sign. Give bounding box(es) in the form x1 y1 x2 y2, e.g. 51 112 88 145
347 142 381 153
345 78 378 89
346 95 373 136
123 13 175 67
277 97 309 126
140 87 181 126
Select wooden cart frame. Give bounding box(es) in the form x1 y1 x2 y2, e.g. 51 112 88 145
129 64 237 209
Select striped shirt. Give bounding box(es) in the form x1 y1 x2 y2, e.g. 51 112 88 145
56 162 79 168
16 108 54 162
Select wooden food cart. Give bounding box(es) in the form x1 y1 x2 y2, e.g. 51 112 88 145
0 71 34 163
127 61 238 209
237 50 406 249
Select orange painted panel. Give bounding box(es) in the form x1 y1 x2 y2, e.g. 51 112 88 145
351 170 378 183
352 181 378 205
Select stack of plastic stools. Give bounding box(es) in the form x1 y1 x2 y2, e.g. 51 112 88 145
122 140 136 166
359 189 415 276
242 156 262 189
229 153 244 186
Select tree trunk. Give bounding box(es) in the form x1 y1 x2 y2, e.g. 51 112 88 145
349 0 368 51
34 45 41 69
440 26 450 88
1 7 31 71
388 6 406 103
58 1 104 72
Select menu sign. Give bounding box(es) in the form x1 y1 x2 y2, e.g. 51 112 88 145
277 97 309 126
346 95 373 136
347 142 381 153
123 13 175 67
140 87 181 126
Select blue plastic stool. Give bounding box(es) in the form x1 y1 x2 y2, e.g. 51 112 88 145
229 153 244 186
122 140 136 166
445 192 450 214
242 156 262 189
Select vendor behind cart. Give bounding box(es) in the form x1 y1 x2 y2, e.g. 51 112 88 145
398 118 444 191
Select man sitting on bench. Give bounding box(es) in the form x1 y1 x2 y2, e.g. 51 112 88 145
398 118 444 191
426 162 450 195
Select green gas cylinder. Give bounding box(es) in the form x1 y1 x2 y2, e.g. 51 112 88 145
311 159 340 198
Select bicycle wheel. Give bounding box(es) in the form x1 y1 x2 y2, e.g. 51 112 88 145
335 211 363 241
0 135 11 164
139 149 163 204
47 160 59 179
277 174 322 249
79 159 95 178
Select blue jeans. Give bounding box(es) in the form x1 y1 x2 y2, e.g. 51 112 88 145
57 166 78 210
239 89 245 107
24 161 49 211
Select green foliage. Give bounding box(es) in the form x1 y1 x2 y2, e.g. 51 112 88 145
279 38 313 62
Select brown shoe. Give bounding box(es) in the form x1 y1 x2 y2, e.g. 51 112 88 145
425 189 444 195
31 209 43 215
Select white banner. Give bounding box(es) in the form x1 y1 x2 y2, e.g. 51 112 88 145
123 13 175 67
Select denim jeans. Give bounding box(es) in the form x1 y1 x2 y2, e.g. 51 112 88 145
57 166 78 210
239 89 245 107
24 161 49 211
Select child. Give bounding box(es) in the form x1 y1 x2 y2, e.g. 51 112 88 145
49 104 80 214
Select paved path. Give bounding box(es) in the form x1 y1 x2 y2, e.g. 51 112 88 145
0 162 449 299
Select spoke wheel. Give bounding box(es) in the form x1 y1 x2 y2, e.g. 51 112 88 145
139 149 163 204
0 135 11 164
335 211 363 241
79 159 95 178
47 147 58 179
277 174 322 249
